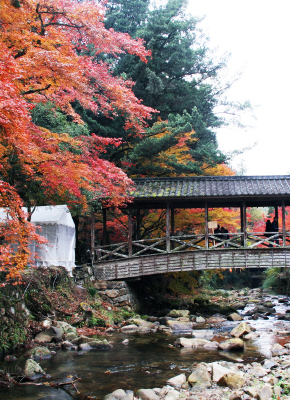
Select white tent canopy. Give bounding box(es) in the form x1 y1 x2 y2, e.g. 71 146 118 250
0 205 76 274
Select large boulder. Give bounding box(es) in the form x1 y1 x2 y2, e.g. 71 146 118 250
26 346 51 359
167 309 190 318
212 363 234 382
227 313 243 321
24 359 45 380
166 320 193 331
188 363 211 388
54 321 77 335
120 324 138 332
230 321 251 338
218 338 244 351
166 373 186 388
136 389 160 400
217 372 245 389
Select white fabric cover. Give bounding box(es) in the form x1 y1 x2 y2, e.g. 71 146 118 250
0 205 76 274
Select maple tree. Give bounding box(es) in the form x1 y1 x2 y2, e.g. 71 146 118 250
0 0 156 275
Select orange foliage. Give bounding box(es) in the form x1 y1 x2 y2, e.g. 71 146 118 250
0 0 156 275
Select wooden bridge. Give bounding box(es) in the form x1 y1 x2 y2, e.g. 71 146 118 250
92 175 290 280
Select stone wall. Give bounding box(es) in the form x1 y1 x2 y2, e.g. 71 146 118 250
73 265 140 312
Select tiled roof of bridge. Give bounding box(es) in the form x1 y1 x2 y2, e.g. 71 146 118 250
132 176 290 199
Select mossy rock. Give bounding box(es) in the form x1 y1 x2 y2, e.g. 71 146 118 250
194 295 210 305
220 305 238 315
205 304 224 314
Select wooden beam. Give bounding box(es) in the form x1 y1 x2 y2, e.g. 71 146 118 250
205 202 208 249
282 201 286 246
166 202 170 252
136 209 141 240
171 207 175 236
243 202 247 247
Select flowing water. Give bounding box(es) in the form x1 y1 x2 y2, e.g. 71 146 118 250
1 295 290 400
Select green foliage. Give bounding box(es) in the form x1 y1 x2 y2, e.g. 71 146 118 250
88 316 107 327
120 309 136 320
263 267 290 294
32 102 90 137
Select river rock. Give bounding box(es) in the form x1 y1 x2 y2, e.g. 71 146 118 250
54 321 77 335
164 389 180 400
257 384 272 400
188 363 211 388
71 335 97 345
228 313 243 321
251 364 268 377
218 338 244 351
105 389 133 400
61 340 77 350
212 363 235 382
244 386 258 398
65 331 78 341
217 372 245 389
166 373 186 388
166 320 192 331
24 359 45 380
196 316 206 323
137 389 160 400
120 324 138 332
79 339 113 350
192 330 214 339
167 309 190 318
175 337 212 348
128 318 154 328
34 331 53 344
26 346 51 359
207 316 226 324
271 343 287 355
243 332 259 340
230 321 251 338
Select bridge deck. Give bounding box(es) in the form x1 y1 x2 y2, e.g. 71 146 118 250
94 247 290 281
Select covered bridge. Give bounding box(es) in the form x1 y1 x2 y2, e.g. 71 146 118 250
93 175 290 280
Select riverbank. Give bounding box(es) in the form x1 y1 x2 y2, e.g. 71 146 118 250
1 267 290 399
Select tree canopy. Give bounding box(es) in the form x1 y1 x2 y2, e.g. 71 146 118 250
0 0 155 276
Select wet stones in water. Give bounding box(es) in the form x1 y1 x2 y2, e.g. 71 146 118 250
25 346 52 359
24 359 46 380
175 337 212 348
227 313 243 321
105 389 134 400
230 321 252 338
167 309 190 318
218 338 244 351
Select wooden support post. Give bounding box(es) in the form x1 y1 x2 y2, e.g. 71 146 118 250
128 207 133 257
136 209 141 240
282 201 286 246
166 202 170 252
171 207 175 236
205 202 208 249
91 209 95 262
242 202 247 247
102 207 107 246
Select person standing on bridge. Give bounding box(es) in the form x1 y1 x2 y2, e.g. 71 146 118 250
272 217 279 245
265 219 273 247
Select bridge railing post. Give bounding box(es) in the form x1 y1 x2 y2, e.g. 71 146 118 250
205 202 208 249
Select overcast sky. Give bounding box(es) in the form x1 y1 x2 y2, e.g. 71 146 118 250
187 0 290 176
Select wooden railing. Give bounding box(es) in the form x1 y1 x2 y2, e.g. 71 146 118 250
94 231 290 263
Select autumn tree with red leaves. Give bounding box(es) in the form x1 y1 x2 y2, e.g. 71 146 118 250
0 0 155 276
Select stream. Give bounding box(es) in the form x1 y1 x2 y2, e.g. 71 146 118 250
0 294 290 399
